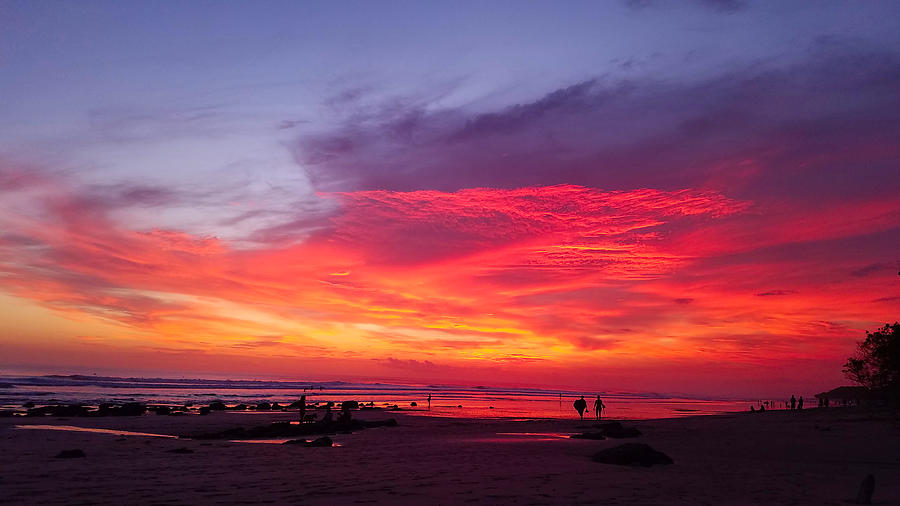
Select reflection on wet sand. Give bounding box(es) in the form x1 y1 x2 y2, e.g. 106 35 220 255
15 425 177 438
471 432 578 442
230 439 342 446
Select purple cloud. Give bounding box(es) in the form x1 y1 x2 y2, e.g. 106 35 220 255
294 41 900 212
850 263 889 278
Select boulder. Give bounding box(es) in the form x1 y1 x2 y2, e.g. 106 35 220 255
342 400 359 410
155 406 172 416
199 407 211 415
271 402 282 410
209 401 227 411
592 443 673 467
22 401 35 408
410 402 418 407
284 436 333 447
307 436 333 447
256 402 271 411
55 449 86 459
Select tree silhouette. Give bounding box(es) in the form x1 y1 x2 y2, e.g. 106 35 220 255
843 322 900 402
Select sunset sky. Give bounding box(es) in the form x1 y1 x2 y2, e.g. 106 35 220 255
1 1 898 397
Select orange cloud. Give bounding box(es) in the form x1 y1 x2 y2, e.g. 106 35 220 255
1 169 897 396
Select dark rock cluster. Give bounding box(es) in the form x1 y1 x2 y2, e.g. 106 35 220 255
185 418 398 440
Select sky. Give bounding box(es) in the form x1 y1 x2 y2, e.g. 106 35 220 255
1 0 898 397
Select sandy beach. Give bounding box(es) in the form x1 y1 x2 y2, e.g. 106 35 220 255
2 407 898 505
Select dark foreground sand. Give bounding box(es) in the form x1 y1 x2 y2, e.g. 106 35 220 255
2 408 899 505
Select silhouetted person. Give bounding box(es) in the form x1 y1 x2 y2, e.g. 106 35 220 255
798 396 804 410
427 394 432 410
750 405 755 412
593 395 606 420
299 394 306 421
759 404 765 412
790 395 796 410
573 396 587 420
856 474 875 504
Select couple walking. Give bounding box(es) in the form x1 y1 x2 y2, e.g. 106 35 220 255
574 395 605 420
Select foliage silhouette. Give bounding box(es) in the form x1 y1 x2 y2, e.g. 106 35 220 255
843 322 900 403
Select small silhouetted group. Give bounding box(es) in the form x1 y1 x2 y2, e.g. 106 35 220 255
788 394 804 411
573 395 606 420
750 404 766 413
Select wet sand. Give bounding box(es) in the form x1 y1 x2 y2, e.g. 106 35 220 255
2 408 899 505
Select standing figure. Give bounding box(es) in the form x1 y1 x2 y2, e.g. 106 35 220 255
427 394 432 411
594 395 606 421
299 394 307 421
798 396 804 410
573 396 587 420
790 395 796 410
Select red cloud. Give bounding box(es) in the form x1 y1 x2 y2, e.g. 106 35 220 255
1 166 897 396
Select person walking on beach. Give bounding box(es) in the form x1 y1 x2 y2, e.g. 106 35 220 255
790 394 796 411
798 396 804 410
573 396 587 420
427 394 432 411
593 395 606 421
299 394 306 421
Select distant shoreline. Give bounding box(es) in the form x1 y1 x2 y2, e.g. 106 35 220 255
0 373 770 421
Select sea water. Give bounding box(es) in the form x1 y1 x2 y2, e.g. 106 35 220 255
0 374 752 420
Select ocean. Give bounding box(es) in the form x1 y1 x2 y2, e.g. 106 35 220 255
0 374 755 420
